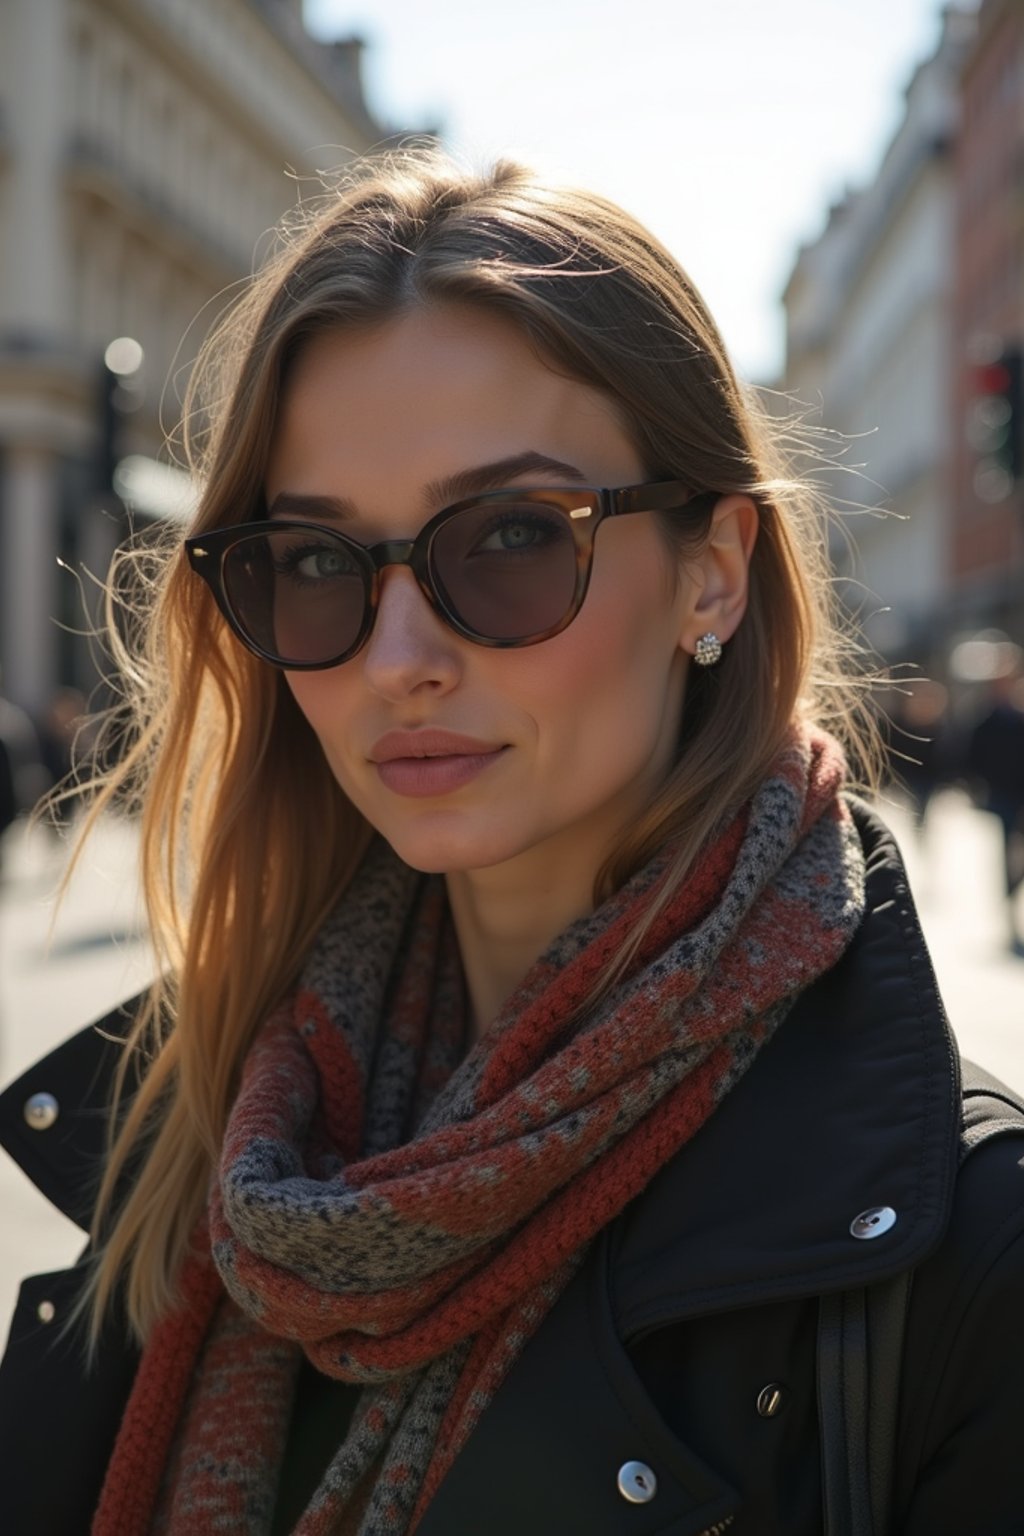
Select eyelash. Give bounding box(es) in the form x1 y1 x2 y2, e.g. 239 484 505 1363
271 541 355 580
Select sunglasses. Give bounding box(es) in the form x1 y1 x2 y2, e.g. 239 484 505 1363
184 481 718 671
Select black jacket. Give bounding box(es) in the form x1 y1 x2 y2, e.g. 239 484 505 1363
2 804 1024 1535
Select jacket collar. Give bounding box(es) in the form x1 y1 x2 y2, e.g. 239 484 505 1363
0 998 141 1232
609 797 961 1337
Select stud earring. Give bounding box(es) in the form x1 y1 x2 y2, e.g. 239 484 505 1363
693 632 723 667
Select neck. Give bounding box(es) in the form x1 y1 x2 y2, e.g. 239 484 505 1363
446 852 599 1041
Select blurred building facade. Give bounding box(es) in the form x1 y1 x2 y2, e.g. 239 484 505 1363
0 0 395 715
949 0 1024 639
782 6 976 670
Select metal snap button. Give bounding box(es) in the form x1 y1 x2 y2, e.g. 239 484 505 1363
36 1300 56 1324
23 1092 59 1131
757 1383 785 1417
617 1460 657 1503
850 1206 897 1240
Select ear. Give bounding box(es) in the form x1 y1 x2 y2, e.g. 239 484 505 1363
681 494 759 654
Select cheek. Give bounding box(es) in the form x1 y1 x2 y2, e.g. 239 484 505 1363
576 542 684 684
513 562 686 754
284 672 353 772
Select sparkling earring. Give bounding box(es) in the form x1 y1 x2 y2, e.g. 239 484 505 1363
693 632 723 667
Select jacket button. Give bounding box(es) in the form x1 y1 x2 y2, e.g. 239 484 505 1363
617 1461 657 1503
850 1206 897 1240
757 1383 785 1417
36 1300 56 1324
23 1092 60 1131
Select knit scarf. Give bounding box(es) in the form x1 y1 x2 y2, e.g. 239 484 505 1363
93 723 866 1536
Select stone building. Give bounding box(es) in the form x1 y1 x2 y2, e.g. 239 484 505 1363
781 8 976 671
0 0 396 715
948 0 1024 644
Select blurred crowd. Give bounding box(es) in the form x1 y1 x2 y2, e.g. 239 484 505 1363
0 683 95 864
882 633 1024 955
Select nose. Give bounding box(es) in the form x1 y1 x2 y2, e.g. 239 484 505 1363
360 567 463 699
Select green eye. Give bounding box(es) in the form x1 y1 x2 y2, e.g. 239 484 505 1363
272 541 360 582
298 548 350 578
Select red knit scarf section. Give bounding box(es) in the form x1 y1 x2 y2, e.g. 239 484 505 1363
93 723 865 1535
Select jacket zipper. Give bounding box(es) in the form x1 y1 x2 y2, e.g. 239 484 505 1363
697 1520 735 1536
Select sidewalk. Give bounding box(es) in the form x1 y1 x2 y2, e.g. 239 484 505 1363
1 792 1022 1333
879 788 1024 1094
0 815 154 1084
0 815 154 1328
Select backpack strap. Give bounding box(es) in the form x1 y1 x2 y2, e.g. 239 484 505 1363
817 1270 911 1536
818 1057 1024 1535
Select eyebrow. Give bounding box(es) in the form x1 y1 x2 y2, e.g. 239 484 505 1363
265 451 590 522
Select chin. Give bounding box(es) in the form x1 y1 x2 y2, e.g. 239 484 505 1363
374 818 531 877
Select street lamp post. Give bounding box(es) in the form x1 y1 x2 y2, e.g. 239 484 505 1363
96 336 145 503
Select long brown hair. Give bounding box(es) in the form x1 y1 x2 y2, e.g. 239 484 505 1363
75 147 879 1341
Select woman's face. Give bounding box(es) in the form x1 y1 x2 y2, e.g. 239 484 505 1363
266 304 699 884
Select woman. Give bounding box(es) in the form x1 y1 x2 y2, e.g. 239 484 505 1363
2 150 1022 1536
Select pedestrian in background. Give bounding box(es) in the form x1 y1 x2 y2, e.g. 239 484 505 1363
36 686 90 829
2 150 1022 1536
0 681 48 835
966 648 1024 954
885 677 955 842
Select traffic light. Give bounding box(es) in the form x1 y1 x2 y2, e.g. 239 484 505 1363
966 346 1022 503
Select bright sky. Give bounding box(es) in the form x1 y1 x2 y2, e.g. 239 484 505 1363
305 0 969 383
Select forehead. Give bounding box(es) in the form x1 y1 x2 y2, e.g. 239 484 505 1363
264 304 642 511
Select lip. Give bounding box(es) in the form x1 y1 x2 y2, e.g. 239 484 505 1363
369 730 508 799
369 729 505 764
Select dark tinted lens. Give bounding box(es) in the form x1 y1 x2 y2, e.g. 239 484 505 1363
430 501 580 640
222 527 367 664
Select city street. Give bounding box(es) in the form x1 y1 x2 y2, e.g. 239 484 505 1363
1 791 1022 1332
